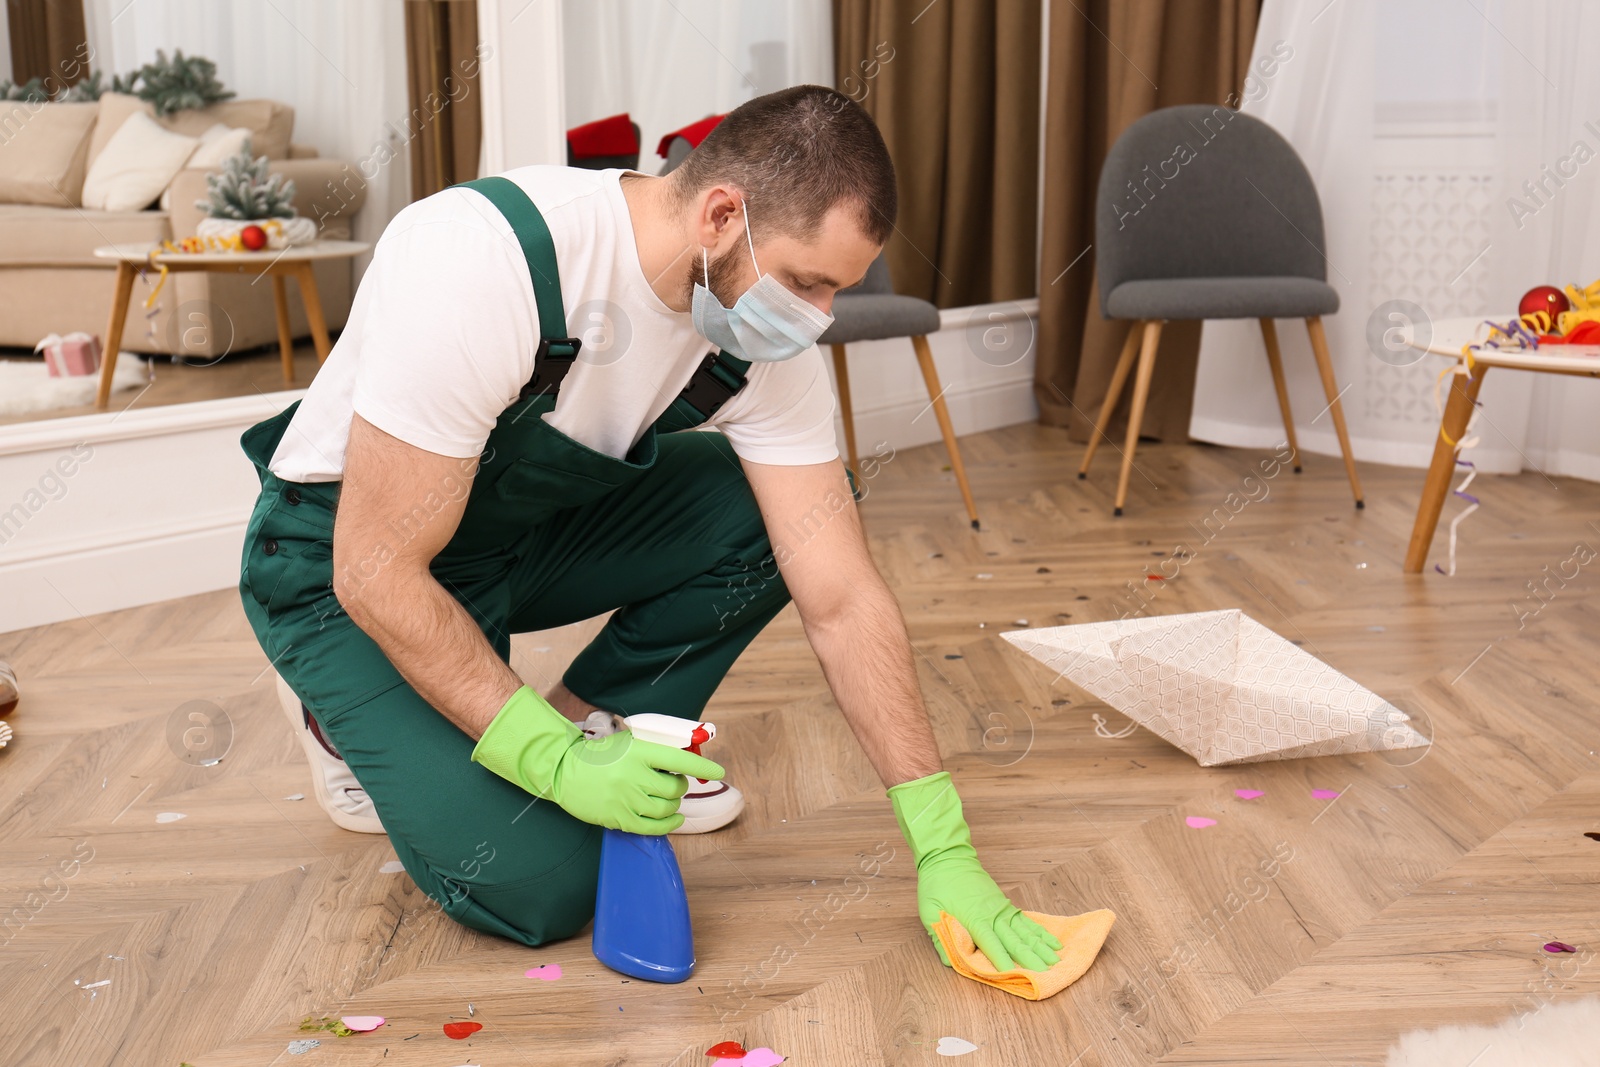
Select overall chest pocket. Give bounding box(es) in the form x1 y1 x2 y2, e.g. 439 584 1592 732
477 411 661 524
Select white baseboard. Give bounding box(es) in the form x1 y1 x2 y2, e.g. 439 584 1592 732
0 302 1040 634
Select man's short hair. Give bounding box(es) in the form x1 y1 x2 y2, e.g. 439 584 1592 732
670 85 897 247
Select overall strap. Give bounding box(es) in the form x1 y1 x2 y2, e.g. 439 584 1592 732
455 175 580 399
453 175 753 421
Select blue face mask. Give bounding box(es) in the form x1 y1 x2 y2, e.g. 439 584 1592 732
691 199 834 362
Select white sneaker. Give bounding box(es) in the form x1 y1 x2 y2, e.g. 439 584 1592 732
274 672 386 835
672 778 745 834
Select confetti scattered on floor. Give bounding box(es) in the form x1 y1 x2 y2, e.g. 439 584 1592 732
155 812 186 823
443 1021 483 1039
341 1015 385 1032
284 793 305 801
1185 817 1217 829
1311 789 1342 800
707 1041 746 1058
1544 941 1578 953
936 1036 980 1056
379 860 406 873
711 1048 784 1066
1234 789 1265 800
524 964 562 981
287 1039 320 1054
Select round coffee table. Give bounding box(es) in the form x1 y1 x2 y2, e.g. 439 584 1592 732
1403 315 1600 572
91 239 370 410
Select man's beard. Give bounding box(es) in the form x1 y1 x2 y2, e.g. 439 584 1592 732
685 242 746 308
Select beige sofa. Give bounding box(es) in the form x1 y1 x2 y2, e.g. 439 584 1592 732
0 93 367 358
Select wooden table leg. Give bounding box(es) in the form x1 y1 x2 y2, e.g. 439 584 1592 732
1113 320 1163 516
1403 365 1488 573
294 261 332 364
1080 320 1142 478
1259 317 1301 472
830 343 859 477
272 272 296 385
95 261 137 411
912 333 980 529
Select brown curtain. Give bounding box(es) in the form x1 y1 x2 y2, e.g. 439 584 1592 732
1036 0 1257 443
834 0 1040 308
403 0 483 200
7 0 88 89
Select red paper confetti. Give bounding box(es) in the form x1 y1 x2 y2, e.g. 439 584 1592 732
1544 941 1578 953
443 1021 483 1039
1145 574 1165 581
707 1042 747 1058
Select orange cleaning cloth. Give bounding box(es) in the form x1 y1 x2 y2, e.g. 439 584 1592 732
932 908 1116 1000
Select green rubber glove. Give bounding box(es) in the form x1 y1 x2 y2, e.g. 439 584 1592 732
470 686 725 835
888 770 1063 972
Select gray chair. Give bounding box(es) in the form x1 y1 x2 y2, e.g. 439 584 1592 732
660 146 980 528
1081 104 1363 515
821 253 980 529
659 134 693 175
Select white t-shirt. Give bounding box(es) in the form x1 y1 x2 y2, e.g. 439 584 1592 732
268 166 840 483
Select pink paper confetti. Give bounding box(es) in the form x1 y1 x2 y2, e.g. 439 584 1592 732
341 1015 385 1032
1544 941 1578 953
1234 789 1265 800
714 1049 785 1067
524 964 562 981
1185 816 1217 829
1311 789 1342 800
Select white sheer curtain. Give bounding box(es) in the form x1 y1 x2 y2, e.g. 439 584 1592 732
561 0 833 172
1190 0 1600 482
80 0 411 250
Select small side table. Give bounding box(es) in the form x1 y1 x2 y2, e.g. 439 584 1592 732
91 239 370 410
1403 315 1600 573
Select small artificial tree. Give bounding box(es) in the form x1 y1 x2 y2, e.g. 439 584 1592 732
135 49 233 116
196 140 297 220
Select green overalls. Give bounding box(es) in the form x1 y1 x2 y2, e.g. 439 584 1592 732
238 177 794 946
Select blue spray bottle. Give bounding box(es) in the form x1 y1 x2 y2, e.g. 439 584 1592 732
590 712 716 983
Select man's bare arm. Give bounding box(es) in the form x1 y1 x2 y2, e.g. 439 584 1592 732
331 413 522 740
741 456 942 786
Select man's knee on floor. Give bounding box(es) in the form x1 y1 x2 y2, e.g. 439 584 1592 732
432 836 602 947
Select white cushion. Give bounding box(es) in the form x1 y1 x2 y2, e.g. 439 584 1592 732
158 125 254 209
81 111 199 213
187 123 254 168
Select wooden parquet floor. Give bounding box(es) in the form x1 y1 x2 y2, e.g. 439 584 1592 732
3 422 1599 1066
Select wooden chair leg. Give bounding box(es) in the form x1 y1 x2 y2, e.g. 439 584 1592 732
829 343 859 477
272 273 297 385
1113 321 1163 516
1259 317 1301 472
1404 365 1488 573
1305 315 1364 508
911 334 980 530
1079 320 1142 478
95 261 137 411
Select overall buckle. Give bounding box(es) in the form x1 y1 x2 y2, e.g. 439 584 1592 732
520 336 583 400
677 351 748 420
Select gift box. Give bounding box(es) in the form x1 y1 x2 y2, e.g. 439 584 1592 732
34 332 103 378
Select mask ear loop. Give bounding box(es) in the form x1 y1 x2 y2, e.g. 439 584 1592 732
739 197 760 275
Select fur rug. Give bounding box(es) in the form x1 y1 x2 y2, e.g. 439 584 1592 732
0 356 151 417
1385 996 1600 1066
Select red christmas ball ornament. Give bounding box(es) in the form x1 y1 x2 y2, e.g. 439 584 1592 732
239 224 268 251
1519 284 1569 323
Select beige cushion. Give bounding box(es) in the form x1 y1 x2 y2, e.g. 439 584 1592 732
0 202 172 266
0 101 99 207
157 99 294 159
87 93 155 169
82 111 200 212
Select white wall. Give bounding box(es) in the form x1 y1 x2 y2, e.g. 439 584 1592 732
0 303 1037 634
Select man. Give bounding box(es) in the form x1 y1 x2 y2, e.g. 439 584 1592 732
239 85 1061 974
